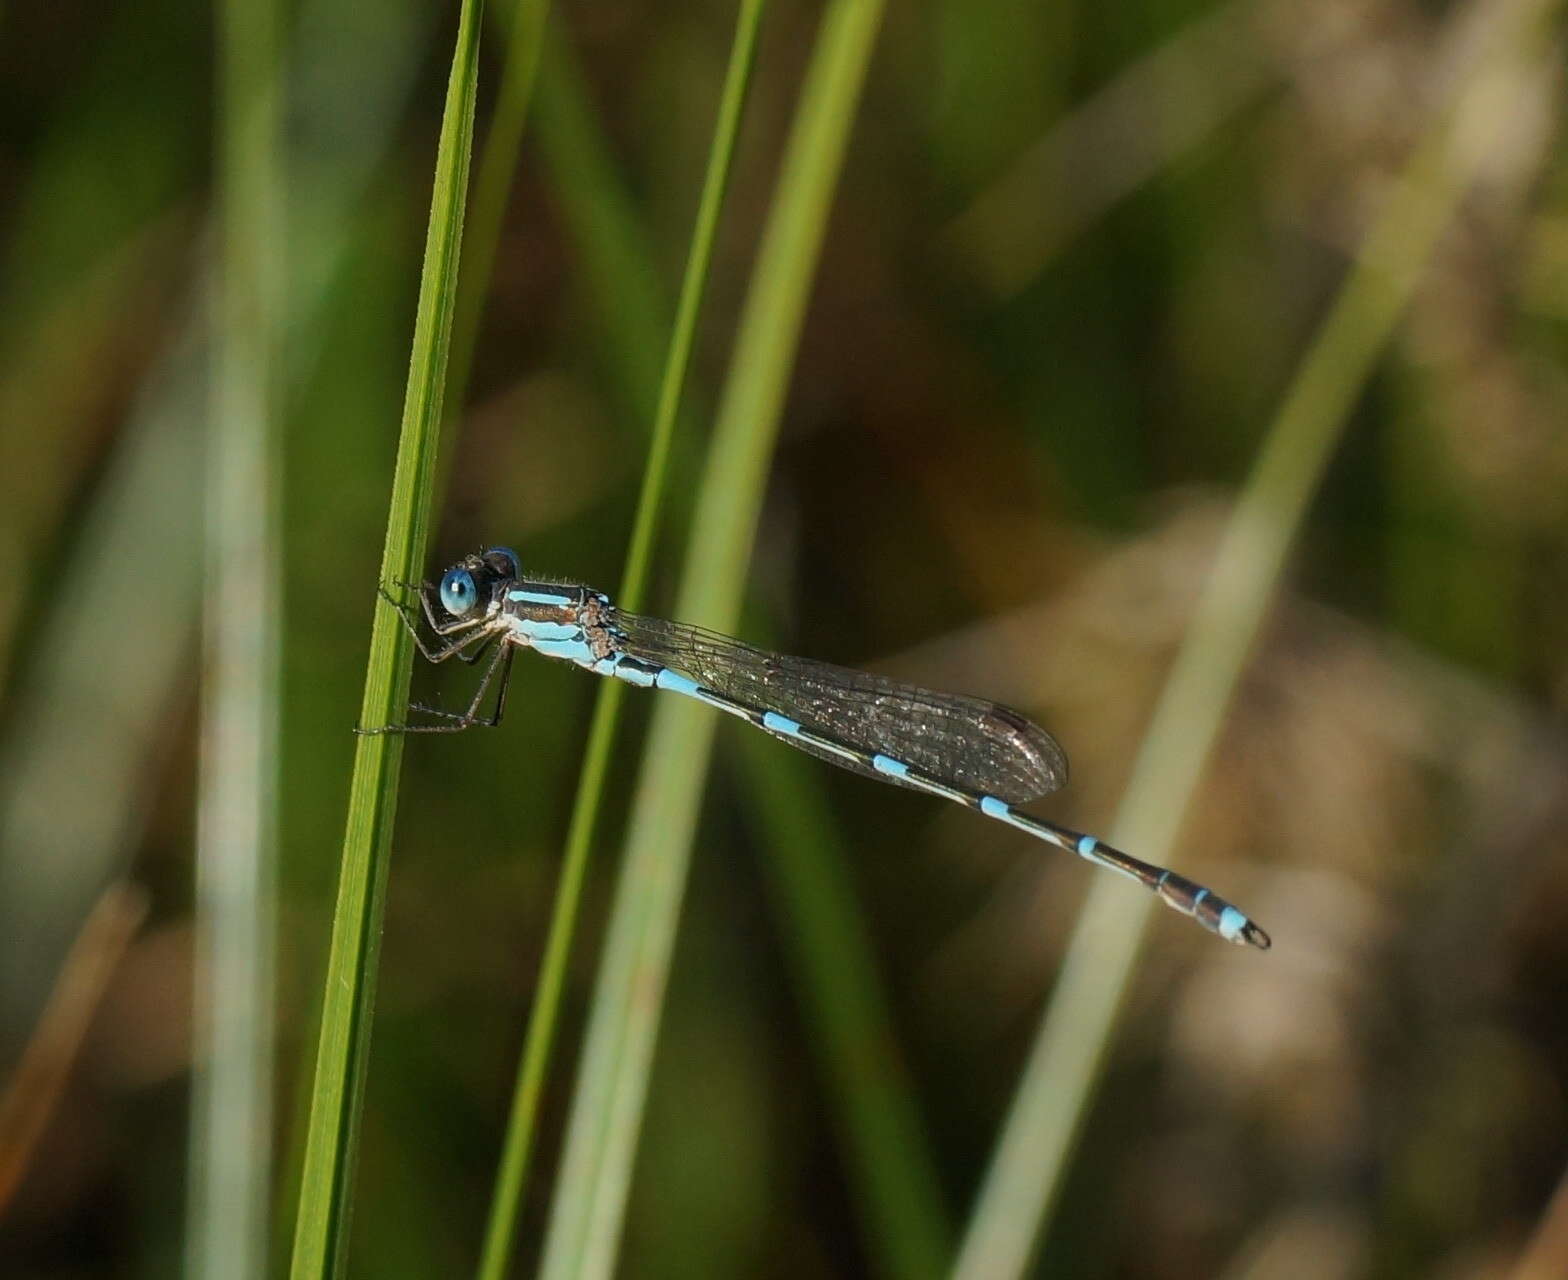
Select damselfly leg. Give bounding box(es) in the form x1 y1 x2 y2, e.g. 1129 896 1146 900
358 641 514 735
358 582 515 734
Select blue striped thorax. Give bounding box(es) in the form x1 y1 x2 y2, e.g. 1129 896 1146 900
429 547 615 666
499 579 614 665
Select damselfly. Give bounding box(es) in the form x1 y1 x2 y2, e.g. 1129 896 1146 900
362 547 1270 949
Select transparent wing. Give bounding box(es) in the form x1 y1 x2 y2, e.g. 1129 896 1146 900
614 611 1068 804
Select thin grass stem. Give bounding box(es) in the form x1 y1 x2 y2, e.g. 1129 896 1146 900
537 3 889 1275
952 3 1561 1274
188 0 283 1273
472 6 767 1277
287 2 485 1274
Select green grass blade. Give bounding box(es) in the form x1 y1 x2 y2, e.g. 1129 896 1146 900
951 4 1560 1275
533 24 670 420
537 3 888 1276
473 6 766 1276
614 0 764 615
446 0 551 419
737 732 952 1279
287 1 485 1274
942 0 1275 299
476 11 946 1274
187 0 282 1274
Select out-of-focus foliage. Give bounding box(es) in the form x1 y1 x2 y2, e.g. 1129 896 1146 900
1 1 1566 1277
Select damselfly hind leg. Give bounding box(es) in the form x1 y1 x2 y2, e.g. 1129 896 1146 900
404 645 515 731
357 633 515 735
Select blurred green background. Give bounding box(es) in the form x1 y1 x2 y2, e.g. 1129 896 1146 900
3 0 1568 1276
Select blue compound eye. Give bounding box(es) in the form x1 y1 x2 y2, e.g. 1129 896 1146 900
439 567 479 618
482 546 521 579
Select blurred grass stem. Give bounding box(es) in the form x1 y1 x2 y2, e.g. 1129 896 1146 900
944 0 1274 297
511 16 947 1274
952 1 1562 1275
0 884 148 1215
473 4 765 1277
537 2 887 1276
187 0 283 1273
445 0 551 423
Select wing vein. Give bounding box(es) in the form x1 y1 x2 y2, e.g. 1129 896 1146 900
614 611 1067 804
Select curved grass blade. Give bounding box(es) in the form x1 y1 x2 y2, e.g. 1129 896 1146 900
287 2 485 1275
736 730 952 1278
951 2 1564 1274
0 884 148 1214
537 2 890 1276
533 23 670 422
473 4 768 1278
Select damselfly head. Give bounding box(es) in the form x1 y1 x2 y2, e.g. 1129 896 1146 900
436 546 520 620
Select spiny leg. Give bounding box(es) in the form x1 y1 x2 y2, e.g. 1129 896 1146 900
409 624 504 669
448 629 502 667
357 637 515 736
391 643 515 734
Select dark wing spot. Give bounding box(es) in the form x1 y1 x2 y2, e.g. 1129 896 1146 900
988 704 1070 797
